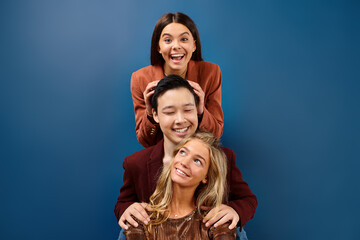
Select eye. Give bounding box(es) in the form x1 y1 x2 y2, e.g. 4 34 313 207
194 159 202 165
181 37 188 42
163 111 175 115
179 150 186 156
183 107 194 112
164 38 172 43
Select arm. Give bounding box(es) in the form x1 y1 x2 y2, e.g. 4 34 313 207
226 148 257 228
195 64 224 138
130 72 161 147
114 158 141 221
114 157 151 228
203 148 257 228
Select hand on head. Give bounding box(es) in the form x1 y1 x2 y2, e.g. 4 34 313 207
187 80 205 115
144 80 160 117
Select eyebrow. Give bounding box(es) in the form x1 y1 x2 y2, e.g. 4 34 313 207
182 147 206 162
183 103 195 107
161 103 195 111
161 106 175 111
161 32 190 38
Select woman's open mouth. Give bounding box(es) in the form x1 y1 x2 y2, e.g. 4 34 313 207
170 54 185 62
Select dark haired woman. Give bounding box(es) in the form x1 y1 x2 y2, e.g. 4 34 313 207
131 12 224 147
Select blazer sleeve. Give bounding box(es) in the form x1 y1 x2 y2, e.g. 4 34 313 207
114 157 138 221
225 148 257 228
198 64 224 138
130 71 161 147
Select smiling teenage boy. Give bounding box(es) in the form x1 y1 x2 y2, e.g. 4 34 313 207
114 75 257 239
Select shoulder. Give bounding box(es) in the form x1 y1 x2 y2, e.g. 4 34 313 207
132 64 155 75
124 139 163 167
220 146 236 161
132 64 163 80
190 60 220 72
208 221 236 239
197 209 236 239
124 219 147 239
124 145 156 166
188 60 222 87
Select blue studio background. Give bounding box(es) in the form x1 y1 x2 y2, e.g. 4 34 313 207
1 0 359 239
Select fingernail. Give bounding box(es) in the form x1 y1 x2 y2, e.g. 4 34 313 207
205 223 209 227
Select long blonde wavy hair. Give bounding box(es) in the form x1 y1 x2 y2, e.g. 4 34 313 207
147 131 228 232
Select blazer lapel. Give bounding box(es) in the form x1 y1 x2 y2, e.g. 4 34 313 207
147 139 165 195
186 60 199 82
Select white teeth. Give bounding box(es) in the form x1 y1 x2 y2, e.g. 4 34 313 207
176 168 188 176
175 127 188 133
171 54 184 57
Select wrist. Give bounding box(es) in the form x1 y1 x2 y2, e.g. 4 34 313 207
147 114 158 125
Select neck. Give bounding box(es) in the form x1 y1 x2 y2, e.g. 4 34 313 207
163 65 187 79
170 184 196 218
162 137 177 165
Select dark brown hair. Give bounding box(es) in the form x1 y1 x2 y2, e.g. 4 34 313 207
150 12 203 65
151 74 199 113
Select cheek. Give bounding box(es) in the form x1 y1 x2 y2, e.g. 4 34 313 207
159 44 169 52
200 167 208 177
170 167 175 177
157 113 168 121
162 116 173 125
187 43 196 53
193 169 207 181
188 115 198 124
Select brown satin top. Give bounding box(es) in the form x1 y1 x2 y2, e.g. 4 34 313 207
124 210 236 240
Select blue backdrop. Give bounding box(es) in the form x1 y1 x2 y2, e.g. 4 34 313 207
1 0 359 239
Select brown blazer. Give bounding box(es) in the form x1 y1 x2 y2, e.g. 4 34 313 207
131 60 224 147
114 140 257 228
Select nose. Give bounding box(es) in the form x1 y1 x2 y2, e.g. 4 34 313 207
174 111 185 124
180 156 191 168
172 39 181 50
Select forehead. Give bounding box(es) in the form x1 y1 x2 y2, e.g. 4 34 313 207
157 87 195 107
161 23 192 36
183 139 210 160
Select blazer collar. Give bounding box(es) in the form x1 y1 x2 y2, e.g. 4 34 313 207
154 60 198 81
153 63 166 79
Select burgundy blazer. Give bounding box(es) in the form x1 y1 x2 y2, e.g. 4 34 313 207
114 140 257 227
